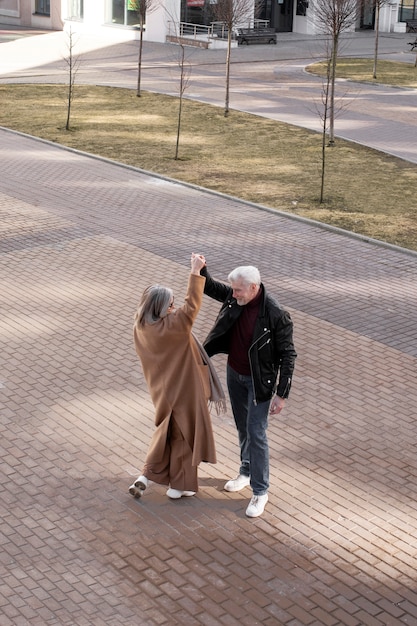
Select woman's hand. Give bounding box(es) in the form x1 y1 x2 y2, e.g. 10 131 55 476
190 253 206 274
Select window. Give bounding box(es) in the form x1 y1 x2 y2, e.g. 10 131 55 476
35 0 50 15
296 0 308 16
68 0 84 20
110 0 140 25
399 0 417 21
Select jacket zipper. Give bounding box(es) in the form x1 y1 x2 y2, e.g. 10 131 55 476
281 377 291 399
248 329 270 406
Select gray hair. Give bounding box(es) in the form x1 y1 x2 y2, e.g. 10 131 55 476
228 266 261 286
135 284 173 327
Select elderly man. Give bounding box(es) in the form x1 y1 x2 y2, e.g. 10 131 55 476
201 261 297 518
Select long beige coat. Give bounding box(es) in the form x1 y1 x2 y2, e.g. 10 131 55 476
133 273 216 468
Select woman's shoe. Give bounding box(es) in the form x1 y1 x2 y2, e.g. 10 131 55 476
134 475 148 491
166 488 196 499
129 483 143 498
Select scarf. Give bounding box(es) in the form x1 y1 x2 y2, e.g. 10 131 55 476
193 333 227 416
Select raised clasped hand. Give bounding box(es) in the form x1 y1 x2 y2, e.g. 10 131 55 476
191 252 206 271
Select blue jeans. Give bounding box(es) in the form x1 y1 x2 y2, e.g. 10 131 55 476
226 365 270 496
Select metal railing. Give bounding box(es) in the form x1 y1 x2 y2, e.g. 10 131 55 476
210 21 233 39
167 19 271 43
210 19 271 39
167 21 214 40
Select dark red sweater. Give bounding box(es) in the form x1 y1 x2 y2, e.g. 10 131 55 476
228 287 262 376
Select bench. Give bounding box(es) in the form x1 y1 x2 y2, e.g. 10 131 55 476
236 28 277 45
408 37 417 51
406 19 417 32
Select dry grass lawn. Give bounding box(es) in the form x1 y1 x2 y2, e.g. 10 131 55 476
306 58 417 88
1 82 416 251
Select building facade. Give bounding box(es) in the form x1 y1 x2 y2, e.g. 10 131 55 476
0 0 413 40
0 0 63 29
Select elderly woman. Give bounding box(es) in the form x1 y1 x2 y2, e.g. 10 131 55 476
129 253 221 500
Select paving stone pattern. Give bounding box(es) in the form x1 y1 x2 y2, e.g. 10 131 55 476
1 127 417 626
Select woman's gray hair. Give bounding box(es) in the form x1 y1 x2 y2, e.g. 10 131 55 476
135 284 173 327
228 266 261 286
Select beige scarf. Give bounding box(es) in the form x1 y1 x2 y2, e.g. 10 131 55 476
193 333 227 416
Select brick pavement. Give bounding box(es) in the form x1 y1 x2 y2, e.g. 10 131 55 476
1 127 417 625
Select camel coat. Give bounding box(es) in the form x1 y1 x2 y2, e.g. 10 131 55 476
133 274 216 477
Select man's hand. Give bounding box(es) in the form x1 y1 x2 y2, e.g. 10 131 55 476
269 396 285 415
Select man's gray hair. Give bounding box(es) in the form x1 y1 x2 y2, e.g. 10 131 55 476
228 266 261 286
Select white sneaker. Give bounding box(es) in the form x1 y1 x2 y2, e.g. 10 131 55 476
246 494 268 518
224 474 250 492
166 489 196 499
128 483 143 499
134 475 148 491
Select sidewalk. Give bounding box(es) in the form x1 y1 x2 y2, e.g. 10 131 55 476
1 27 417 626
2 125 417 625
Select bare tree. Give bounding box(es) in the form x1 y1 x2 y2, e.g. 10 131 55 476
312 38 357 203
313 0 359 145
372 0 391 78
210 0 259 116
64 27 81 131
133 0 159 97
163 6 193 159
319 49 332 203
175 43 192 160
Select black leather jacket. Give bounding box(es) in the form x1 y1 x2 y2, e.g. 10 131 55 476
201 267 297 404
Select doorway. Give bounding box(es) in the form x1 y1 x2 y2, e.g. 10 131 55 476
260 0 294 32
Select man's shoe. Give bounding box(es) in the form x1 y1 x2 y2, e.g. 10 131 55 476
166 489 196 499
246 494 268 518
224 474 250 492
129 483 143 499
134 475 148 491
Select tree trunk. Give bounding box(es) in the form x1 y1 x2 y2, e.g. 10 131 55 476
373 3 380 79
224 30 232 117
66 31 73 131
66 81 72 131
137 19 144 97
328 34 338 146
175 46 185 160
320 58 331 203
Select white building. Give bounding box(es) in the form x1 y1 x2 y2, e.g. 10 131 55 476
0 0 413 43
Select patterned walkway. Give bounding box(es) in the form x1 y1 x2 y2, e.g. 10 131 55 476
1 123 417 625
1 24 417 626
